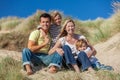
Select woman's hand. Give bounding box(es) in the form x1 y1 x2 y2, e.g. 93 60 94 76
40 29 50 45
55 48 64 56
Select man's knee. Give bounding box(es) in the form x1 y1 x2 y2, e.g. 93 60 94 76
22 48 31 55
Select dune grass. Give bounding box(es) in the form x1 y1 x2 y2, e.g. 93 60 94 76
0 57 120 80
0 17 23 31
0 57 30 80
0 1 120 80
0 2 120 45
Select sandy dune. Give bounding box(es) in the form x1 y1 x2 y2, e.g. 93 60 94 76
0 33 120 73
94 33 120 73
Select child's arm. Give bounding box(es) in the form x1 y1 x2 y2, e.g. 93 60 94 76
84 47 96 58
88 45 97 56
80 36 97 56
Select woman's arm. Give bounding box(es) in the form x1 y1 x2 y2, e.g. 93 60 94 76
48 40 64 55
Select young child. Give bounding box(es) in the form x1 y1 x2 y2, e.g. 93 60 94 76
76 39 101 69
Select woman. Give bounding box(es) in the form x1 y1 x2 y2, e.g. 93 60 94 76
49 19 94 72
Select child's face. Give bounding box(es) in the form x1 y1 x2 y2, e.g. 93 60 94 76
78 43 87 51
54 14 62 26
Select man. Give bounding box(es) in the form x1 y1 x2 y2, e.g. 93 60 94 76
22 13 62 75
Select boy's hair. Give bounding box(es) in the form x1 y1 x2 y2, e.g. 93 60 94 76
39 13 52 22
76 39 88 50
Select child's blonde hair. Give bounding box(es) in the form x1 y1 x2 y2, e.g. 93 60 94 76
76 39 88 50
50 11 62 23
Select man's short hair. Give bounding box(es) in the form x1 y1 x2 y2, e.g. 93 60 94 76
39 13 51 22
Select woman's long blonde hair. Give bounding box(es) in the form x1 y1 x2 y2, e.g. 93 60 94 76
58 19 75 38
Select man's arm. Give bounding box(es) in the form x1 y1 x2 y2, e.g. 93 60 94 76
28 35 49 53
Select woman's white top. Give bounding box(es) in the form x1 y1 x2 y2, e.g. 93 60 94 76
58 35 86 54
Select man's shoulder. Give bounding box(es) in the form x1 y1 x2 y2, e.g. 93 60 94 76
29 30 41 37
29 30 40 41
31 30 40 34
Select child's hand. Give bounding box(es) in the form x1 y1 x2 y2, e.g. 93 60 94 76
44 35 50 45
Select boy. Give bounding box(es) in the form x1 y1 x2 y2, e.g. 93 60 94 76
76 39 101 69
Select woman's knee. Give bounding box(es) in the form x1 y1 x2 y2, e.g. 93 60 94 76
78 51 87 57
62 45 72 55
62 45 70 49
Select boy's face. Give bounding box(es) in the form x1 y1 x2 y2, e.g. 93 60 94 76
78 43 87 51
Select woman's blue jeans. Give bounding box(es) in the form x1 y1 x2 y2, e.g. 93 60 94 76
22 48 62 68
62 45 92 71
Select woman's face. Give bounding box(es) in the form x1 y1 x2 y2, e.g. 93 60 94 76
65 22 75 35
54 14 62 26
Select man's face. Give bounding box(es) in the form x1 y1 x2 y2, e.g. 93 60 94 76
40 17 51 30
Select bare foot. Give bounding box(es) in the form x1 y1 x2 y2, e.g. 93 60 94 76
88 67 94 72
48 66 58 73
25 64 33 75
72 64 80 73
87 67 96 74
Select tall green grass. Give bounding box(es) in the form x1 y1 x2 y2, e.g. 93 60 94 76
14 10 45 33
0 31 29 51
96 70 120 80
0 20 22 30
0 17 23 31
0 57 120 80
0 57 30 80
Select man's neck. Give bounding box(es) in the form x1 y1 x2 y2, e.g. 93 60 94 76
41 28 48 34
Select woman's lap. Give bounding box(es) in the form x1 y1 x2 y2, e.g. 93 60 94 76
62 45 92 71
